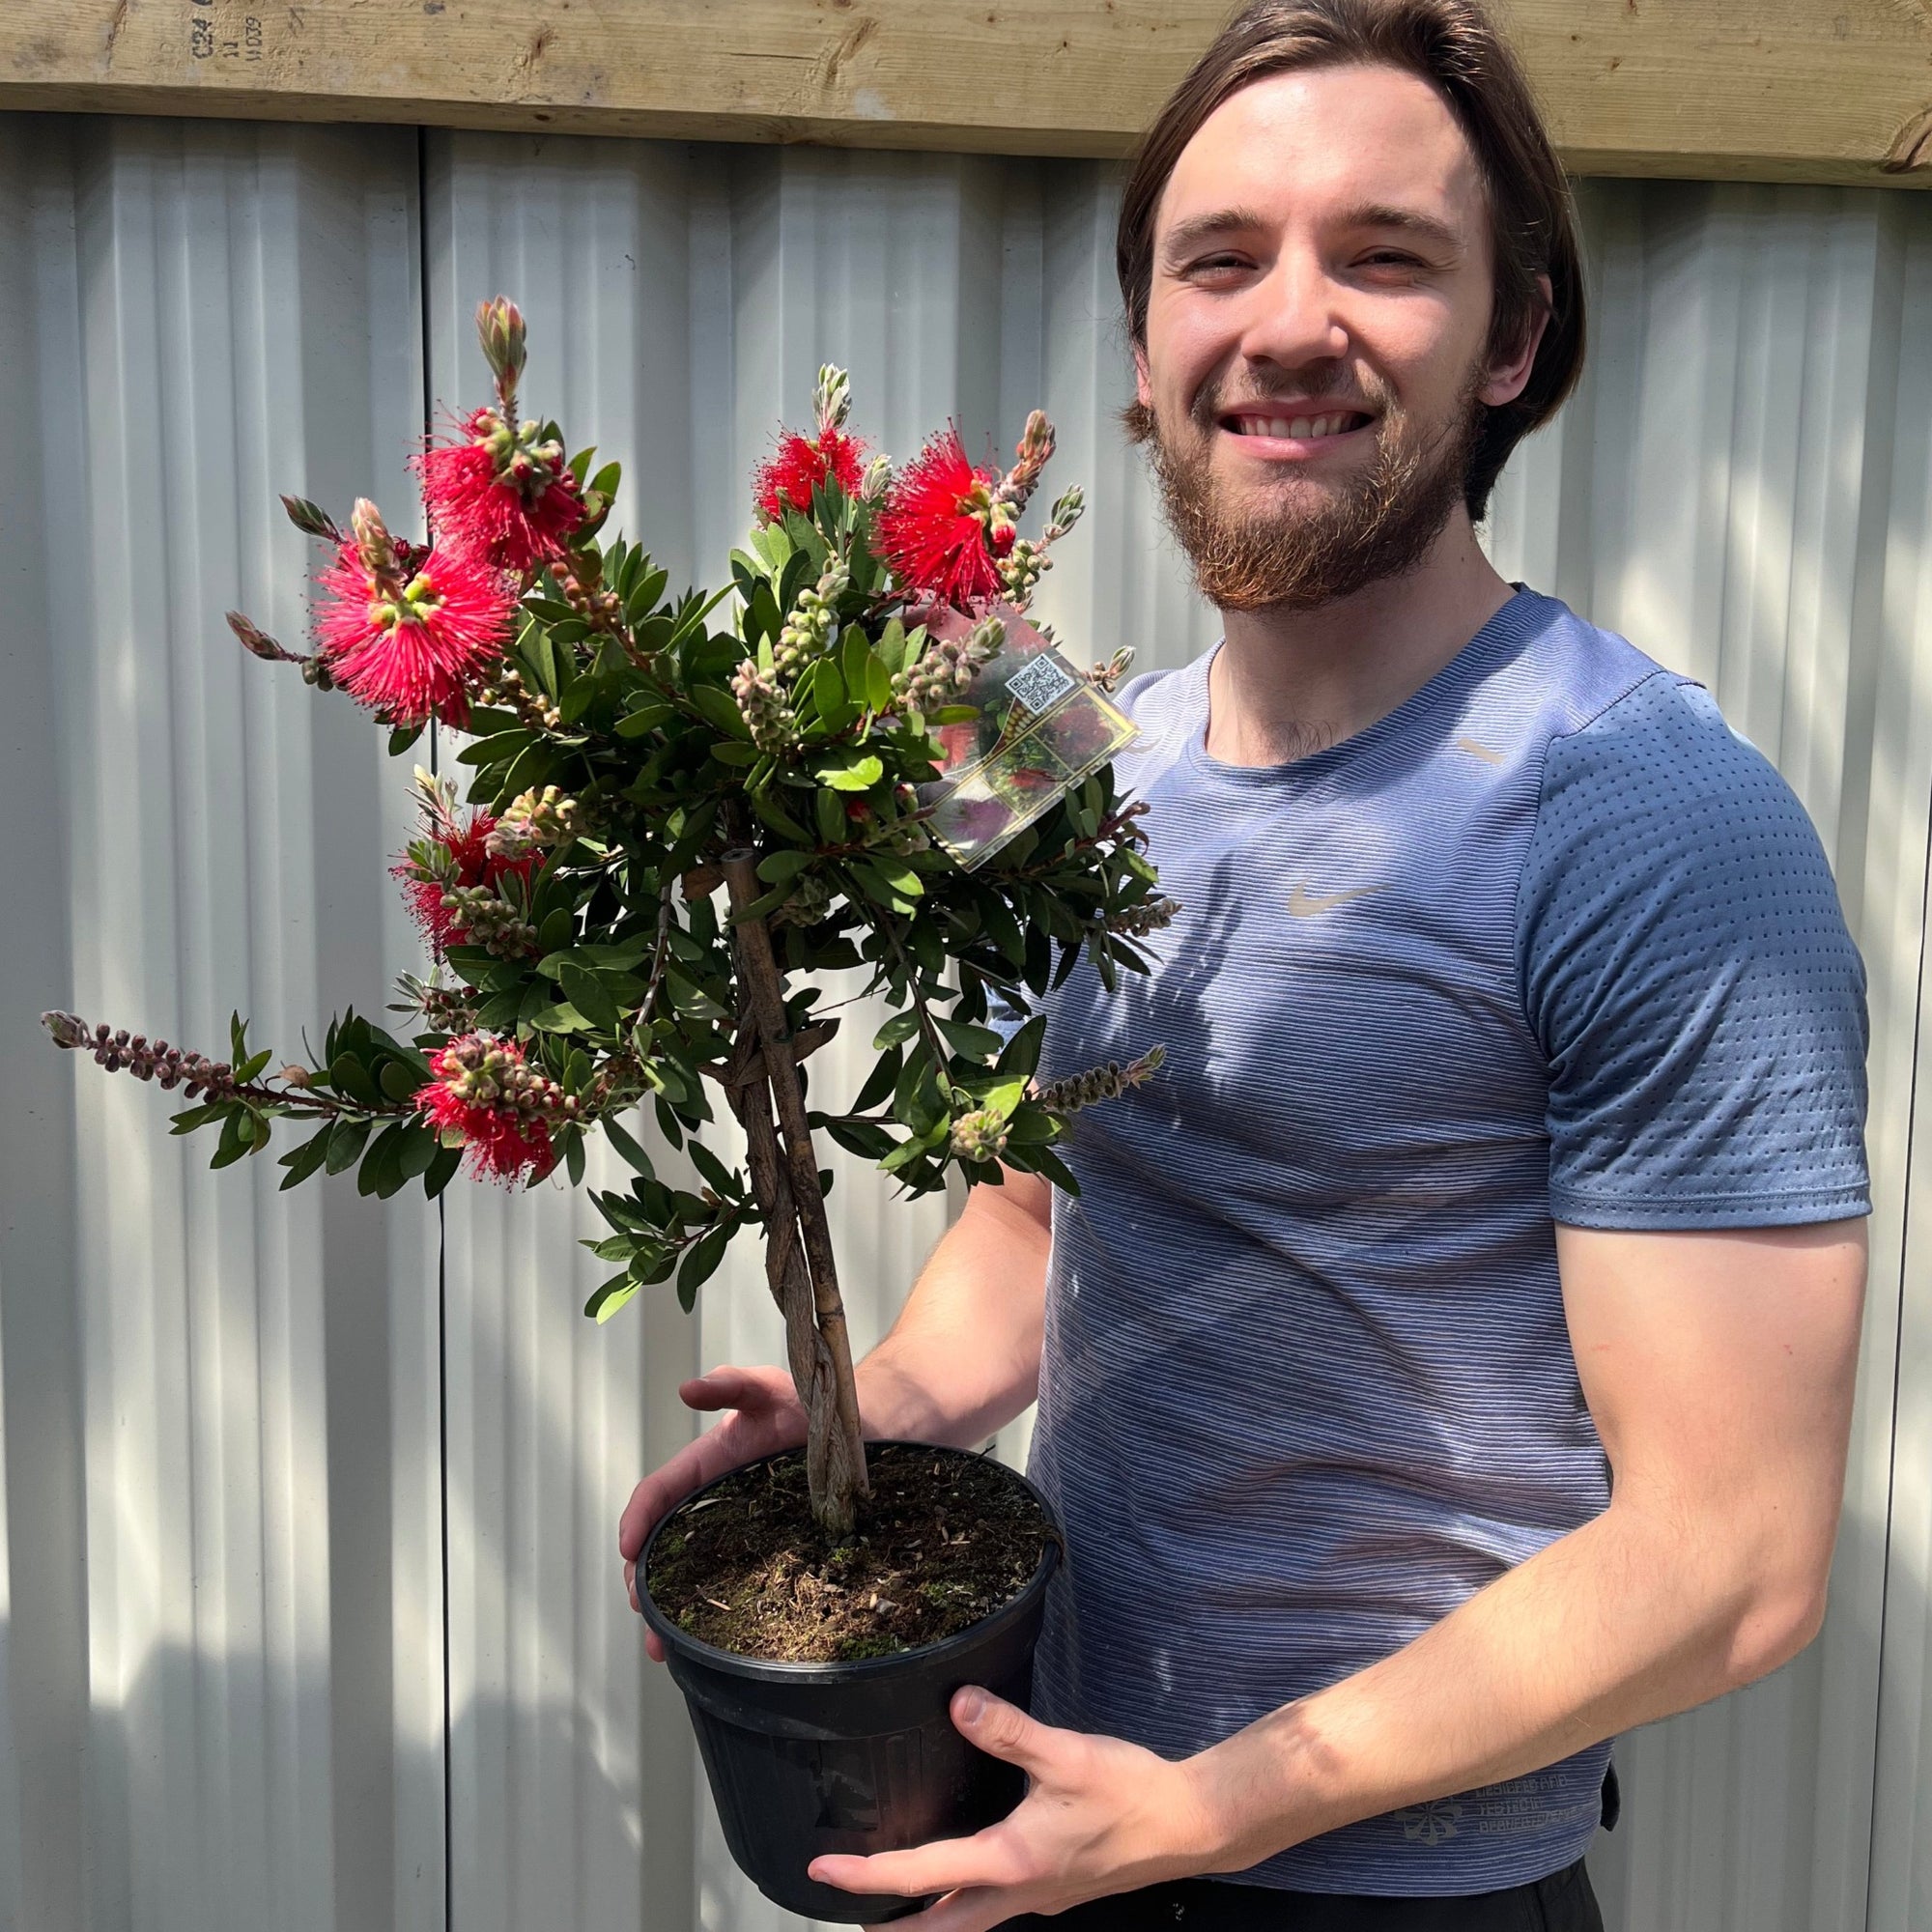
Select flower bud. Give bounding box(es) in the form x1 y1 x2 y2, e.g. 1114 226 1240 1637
350 497 396 581
812 364 853 436
280 495 342 543
475 297 528 404
948 1107 1010 1164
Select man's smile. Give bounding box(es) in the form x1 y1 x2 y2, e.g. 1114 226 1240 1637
1216 406 1377 454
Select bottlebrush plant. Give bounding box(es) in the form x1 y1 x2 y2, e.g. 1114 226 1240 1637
43 299 1170 1536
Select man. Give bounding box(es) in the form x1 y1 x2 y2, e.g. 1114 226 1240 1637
619 3 1871 1926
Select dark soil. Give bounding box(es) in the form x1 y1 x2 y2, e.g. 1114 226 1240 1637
646 1442 1053 1663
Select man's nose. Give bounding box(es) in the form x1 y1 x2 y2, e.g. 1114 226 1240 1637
1233 249 1350 377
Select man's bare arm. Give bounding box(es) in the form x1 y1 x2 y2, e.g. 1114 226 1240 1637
861 1165 1053 1445
1190 1217 1868 1861
810 1218 1868 1925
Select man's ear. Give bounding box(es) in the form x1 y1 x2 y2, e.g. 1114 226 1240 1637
1132 341 1153 412
1479 271 1553 410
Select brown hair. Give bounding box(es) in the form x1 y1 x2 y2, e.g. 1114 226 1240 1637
1117 0 1585 523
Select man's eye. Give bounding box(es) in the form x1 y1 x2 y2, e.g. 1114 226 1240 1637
1359 251 1426 270
1188 256 1250 274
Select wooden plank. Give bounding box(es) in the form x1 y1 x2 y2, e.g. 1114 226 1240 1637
1 0 1926 187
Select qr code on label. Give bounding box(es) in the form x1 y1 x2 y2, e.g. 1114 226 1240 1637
1005 653 1077 714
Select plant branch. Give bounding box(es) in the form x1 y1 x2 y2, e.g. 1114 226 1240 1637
724 849 868 1538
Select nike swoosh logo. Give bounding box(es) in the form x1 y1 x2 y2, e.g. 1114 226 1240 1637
1288 882 1382 918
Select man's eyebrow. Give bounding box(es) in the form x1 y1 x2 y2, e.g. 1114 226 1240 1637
1158 206 1273 264
1338 203 1464 255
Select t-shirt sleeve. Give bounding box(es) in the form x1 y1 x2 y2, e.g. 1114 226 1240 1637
1515 672 1870 1230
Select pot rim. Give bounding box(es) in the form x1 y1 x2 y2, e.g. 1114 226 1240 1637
637 1437 1061 1685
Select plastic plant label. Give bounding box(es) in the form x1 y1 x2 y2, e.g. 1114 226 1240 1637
909 601 1139 868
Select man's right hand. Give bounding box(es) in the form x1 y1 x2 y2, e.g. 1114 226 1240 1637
618 1363 806 1657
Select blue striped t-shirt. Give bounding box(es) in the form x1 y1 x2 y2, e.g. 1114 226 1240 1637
1022 586 1869 1894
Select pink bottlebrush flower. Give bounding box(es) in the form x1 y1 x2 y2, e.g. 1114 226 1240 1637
415 1032 561 1183
392 809 535 954
418 407 585 574
753 426 868 525
876 426 1016 609
314 504 515 728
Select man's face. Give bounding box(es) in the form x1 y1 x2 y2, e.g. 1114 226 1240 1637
1133 62 1535 611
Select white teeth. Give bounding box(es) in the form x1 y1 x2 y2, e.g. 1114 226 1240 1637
1232 412 1366 438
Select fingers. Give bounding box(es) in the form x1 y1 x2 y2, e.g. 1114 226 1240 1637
949 1687 1059 1776
678 1364 780 1413
810 1826 1025 1900
615 1370 789 1563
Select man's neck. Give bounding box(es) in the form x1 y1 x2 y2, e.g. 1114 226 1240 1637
1203 510 1518 769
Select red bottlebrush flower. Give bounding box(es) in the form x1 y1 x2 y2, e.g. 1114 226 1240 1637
418 407 585 573
875 426 1013 608
315 532 514 728
753 426 868 524
392 809 535 954
415 1032 561 1184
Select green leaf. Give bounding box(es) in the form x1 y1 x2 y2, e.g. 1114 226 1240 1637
395 1123 438 1181
936 1016 1006 1061
688 682 753 740
978 893 1027 967
839 628 873 704
813 752 884 792
379 1058 420 1104
749 789 810 840
687 1139 736 1196
824 1117 896 1160
814 786 847 844
710 740 759 766
1029 1146 1082 1195
879 1133 932 1175
865 856 924 898
563 1128 587 1186
756 849 814 885
871 1009 921 1050
325 1117 372 1175
614 700 673 738
458 727 531 769
558 964 621 1033
996 1013 1047 1079
810 657 847 715
586 1274 640 1323
676 1223 731 1311
601 1112 656 1177
850 1042 903 1113
423 1144 463 1199
209 1108 254 1170
277 1126 333 1190
358 1122 409 1199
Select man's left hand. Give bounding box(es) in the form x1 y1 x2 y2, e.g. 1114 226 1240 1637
808 1687 1223 1930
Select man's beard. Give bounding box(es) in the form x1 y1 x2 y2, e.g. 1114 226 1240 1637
1123 370 1483 613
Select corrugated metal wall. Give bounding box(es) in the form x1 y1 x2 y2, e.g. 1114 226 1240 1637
3 113 1929 1932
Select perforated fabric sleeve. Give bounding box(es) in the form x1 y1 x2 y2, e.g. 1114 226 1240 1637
1516 672 1870 1230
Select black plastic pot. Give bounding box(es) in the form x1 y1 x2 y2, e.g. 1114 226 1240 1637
638 1441 1061 1923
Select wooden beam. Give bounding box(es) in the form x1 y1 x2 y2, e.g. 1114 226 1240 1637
2 1 1927 189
